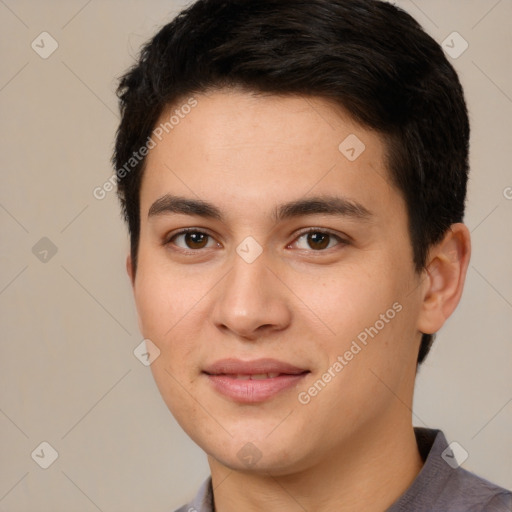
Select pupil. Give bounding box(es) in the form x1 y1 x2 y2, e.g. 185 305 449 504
308 232 329 250
186 232 207 249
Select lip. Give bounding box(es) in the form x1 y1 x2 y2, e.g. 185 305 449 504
203 358 308 376
203 358 310 403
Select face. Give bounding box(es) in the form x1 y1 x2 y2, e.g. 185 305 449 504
129 89 425 474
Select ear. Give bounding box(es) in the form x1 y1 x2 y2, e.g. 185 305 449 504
416 223 471 335
126 254 135 288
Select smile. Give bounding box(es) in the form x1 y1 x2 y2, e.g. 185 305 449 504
203 358 310 403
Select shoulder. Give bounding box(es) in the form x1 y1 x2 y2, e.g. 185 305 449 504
445 466 512 512
387 428 511 512
390 463 512 512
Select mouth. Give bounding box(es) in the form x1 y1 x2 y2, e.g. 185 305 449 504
203 358 310 403
213 372 295 380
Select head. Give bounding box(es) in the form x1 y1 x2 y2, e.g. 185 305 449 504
113 0 470 473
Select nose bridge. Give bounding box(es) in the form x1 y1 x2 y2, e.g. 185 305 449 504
212 248 291 338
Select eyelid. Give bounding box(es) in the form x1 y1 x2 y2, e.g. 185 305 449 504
293 226 348 239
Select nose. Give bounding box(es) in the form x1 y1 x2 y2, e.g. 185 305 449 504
211 249 293 341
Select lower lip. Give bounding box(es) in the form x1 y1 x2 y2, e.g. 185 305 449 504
205 373 308 403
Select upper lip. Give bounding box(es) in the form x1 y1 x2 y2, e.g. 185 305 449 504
203 358 309 375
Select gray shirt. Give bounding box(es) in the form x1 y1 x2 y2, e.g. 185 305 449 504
175 428 511 512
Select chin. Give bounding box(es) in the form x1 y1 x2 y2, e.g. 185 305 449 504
200 429 316 476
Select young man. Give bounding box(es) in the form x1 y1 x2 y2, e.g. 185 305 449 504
112 0 511 510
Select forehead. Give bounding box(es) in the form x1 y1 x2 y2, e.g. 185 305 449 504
139 89 400 223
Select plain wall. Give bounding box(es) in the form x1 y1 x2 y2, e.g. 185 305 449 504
1 1 511 510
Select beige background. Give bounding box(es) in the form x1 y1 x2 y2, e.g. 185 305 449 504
0 1 511 510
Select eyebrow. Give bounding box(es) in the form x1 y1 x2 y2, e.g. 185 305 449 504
147 194 373 223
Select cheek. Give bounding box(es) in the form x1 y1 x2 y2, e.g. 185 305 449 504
133 259 205 374
289 257 417 405
133 276 172 340
289 262 399 344
133 250 195 340
137 270 202 424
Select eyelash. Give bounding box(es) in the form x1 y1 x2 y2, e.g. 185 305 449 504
163 227 349 254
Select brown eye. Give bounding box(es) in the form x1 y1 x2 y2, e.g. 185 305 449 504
168 230 216 250
184 232 209 249
293 230 345 251
306 232 330 250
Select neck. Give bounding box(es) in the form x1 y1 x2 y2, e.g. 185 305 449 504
208 415 423 512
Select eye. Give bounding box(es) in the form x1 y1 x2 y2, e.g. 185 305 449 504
166 229 219 251
291 229 346 251
164 228 347 253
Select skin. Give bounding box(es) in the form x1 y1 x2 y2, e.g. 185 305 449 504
126 88 471 512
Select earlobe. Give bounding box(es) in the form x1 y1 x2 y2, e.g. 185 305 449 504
126 254 134 287
416 223 471 335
